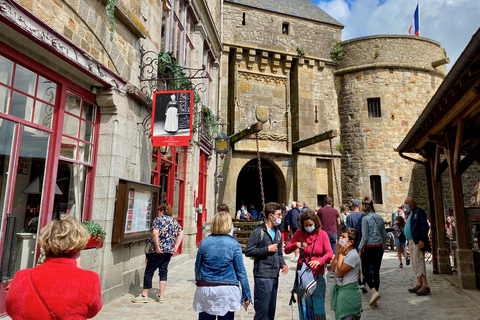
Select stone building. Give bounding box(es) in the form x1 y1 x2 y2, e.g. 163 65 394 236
336 35 448 217
219 0 344 213
0 0 221 311
218 0 447 220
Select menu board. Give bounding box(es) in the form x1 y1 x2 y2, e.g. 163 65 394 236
112 179 159 247
125 189 154 234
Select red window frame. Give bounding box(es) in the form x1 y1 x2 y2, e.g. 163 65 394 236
0 43 100 225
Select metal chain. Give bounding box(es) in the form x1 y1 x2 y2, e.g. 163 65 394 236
330 139 341 206
255 132 266 212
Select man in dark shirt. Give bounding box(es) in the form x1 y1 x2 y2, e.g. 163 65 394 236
316 197 340 254
285 201 301 262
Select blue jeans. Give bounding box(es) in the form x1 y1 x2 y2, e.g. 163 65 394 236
143 253 172 289
253 277 278 320
328 234 337 254
198 311 234 320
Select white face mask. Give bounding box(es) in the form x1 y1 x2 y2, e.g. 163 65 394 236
271 214 282 226
339 238 348 246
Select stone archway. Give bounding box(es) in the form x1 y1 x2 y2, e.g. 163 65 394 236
235 158 285 213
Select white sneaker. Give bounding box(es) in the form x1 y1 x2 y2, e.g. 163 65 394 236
132 294 148 303
369 292 381 306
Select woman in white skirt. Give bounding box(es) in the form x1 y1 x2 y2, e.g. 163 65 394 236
193 212 251 320
164 94 178 133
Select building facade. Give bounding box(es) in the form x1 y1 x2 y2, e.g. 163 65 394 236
0 0 221 311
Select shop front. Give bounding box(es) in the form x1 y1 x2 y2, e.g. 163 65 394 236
0 45 100 311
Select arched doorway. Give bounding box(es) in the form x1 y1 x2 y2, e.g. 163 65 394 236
235 158 284 215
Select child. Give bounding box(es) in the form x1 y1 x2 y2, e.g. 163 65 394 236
330 228 363 320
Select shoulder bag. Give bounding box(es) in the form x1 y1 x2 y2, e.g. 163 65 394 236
30 271 58 320
295 234 318 298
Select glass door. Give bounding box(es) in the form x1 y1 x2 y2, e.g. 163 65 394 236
0 119 50 281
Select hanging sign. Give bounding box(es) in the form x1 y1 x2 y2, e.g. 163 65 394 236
151 90 193 146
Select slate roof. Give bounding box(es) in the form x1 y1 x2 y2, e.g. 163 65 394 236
224 0 343 27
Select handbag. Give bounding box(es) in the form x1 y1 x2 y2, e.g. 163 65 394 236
144 240 154 254
29 271 58 320
295 235 318 298
399 232 406 243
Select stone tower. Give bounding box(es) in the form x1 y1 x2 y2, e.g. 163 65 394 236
335 35 448 216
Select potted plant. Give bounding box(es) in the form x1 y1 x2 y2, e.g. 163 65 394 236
82 221 106 249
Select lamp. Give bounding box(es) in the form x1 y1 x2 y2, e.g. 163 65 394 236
159 145 169 156
217 172 224 183
215 132 230 159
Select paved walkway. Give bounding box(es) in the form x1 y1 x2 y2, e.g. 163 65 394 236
94 249 480 320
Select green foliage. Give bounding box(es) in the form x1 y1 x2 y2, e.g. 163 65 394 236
374 50 380 59
202 106 220 141
158 52 201 104
106 0 116 41
297 47 306 56
335 142 344 152
330 43 345 63
36 247 46 266
82 221 106 241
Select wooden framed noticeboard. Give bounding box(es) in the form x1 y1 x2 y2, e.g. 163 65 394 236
111 179 159 248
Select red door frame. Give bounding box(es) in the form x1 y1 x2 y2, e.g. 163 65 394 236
196 152 208 247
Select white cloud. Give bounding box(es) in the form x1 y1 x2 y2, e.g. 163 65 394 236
316 0 480 71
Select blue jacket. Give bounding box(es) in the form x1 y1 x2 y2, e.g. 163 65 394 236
408 207 429 245
195 234 252 302
286 208 301 232
358 211 387 250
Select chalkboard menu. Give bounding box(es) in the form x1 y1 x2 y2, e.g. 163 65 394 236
112 179 159 248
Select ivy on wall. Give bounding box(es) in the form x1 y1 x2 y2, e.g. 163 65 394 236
106 0 116 41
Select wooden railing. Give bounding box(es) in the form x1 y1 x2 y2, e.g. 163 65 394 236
232 219 262 252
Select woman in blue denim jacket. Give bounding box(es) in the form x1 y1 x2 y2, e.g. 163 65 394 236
193 212 252 320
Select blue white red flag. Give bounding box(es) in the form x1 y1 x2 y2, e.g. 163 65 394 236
409 3 420 36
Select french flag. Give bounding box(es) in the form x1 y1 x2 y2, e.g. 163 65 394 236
409 3 420 36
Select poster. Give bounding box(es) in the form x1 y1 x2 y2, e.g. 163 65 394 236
124 188 154 234
151 90 193 147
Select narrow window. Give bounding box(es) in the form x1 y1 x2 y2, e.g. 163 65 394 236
367 98 381 118
282 23 289 35
370 175 383 204
242 12 246 26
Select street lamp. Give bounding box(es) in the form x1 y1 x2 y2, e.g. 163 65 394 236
215 132 230 159
159 145 169 156
217 172 224 183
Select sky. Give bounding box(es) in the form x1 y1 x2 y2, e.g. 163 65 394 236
315 0 480 71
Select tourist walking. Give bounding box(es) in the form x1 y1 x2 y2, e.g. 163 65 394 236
286 201 301 261
6 215 102 319
345 199 366 292
133 203 184 303
394 215 408 268
317 197 340 254
245 202 289 320
193 211 251 319
330 228 363 320
404 197 431 296
285 210 333 320
358 196 386 307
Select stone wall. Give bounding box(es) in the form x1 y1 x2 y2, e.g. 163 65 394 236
336 35 447 218
223 3 342 59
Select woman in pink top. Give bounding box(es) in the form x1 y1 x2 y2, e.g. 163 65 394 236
285 210 333 320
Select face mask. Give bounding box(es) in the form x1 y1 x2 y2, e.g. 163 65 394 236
404 204 410 212
271 214 282 226
305 226 315 233
299 207 303 211
339 238 348 246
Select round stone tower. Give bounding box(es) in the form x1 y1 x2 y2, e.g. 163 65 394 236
335 35 447 217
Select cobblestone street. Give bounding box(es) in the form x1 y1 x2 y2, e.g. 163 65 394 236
94 250 480 320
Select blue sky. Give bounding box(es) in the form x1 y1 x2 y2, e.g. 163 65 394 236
315 0 480 71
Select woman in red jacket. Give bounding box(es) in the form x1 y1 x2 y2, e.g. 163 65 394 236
6 215 102 319
285 210 333 320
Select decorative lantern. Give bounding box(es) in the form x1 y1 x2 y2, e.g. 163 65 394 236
214 132 230 159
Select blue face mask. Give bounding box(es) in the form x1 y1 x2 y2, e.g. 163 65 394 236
404 204 410 212
299 207 303 211
305 226 315 233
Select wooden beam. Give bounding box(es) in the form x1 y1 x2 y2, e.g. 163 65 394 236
459 142 480 175
433 144 442 181
428 135 447 148
229 122 263 145
292 130 337 152
453 119 464 175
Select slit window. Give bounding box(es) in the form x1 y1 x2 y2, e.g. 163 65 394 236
242 12 246 26
282 23 289 35
367 98 381 118
370 175 383 204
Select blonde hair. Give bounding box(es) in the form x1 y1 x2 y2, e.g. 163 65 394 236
39 215 90 258
211 211 232 235
340 205 349 214
158 203 173 216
